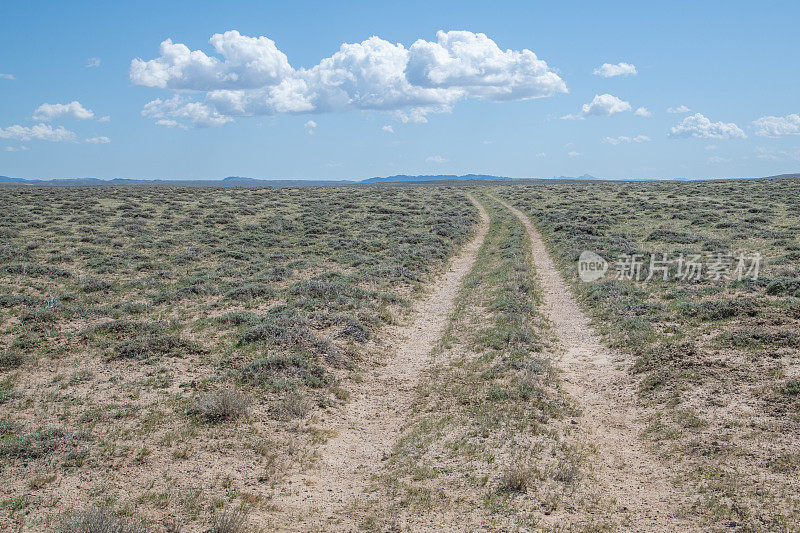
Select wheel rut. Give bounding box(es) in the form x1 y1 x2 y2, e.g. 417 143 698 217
494 196 696 532
271 194 490 531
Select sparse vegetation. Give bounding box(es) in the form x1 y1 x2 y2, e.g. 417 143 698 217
2 177 798 530
210 506 249 533
370 197 606 529
0 184 477 530
58 507 147 533
495 176 800 530
187 387 250 422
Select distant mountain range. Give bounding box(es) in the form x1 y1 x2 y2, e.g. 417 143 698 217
361 174 507 183
0 176 354 187
0 174 519 187
0 173 797 187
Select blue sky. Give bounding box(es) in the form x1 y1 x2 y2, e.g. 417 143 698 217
1 0 798 180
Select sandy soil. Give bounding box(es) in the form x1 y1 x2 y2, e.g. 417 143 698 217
495 197 698 532
269 195 490 531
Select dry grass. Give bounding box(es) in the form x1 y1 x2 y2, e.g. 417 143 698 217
495 177 800 529
187 388 250 422
0 184 478 530
58 507 147 533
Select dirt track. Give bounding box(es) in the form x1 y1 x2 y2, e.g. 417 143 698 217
496 196 696 532
271 195 490 531
271 195 695 531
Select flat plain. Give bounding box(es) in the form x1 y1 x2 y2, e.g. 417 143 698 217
1 177 798 532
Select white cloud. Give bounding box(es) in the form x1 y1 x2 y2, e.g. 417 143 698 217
85 136 110 144
381 125 394 133
567 150 581 157
754 146 800 161
707 156 730 164
593 62 637 78
669 113 746 139
425 155 448 163
131 30 567 128
563 93 631 119
667 105 691 114
535 152 546 158
4 146 29 152
304 120 317 134
634 106 651 117
142 96 232 128
155 119 182 128
752 114 800 137
33 101 94 121
86 57 101 68
98 115 111 123
405 31 566 101
602 134 651 145
0 123 77 142
393 105 451 124
0 74 14 80
131 31 293 90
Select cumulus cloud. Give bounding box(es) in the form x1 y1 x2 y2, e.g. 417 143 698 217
131 31 293 90
0 74 14 80
563 93 631 119
4 146 29 152
752 114 800 137
425 155 448 163
86 57 101 68
669 113 746 139
593 62 637 78
142 96 232 128
667 105 691 114
567 150 581 157
131 30 567 128
98 115 111 123
381 125 394 133
33 101 94 121
0 123 77 142
602 134 651 145
85 136 111 144
304 120 317 134
634 106 651 117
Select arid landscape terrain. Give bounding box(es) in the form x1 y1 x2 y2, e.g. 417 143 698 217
3 2 798 530
1 177 798 531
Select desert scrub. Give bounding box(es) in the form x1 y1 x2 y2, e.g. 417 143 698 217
58 506 146 533
187 387 250 422
0 183 479 531
493 176 800 529
372 197 595 530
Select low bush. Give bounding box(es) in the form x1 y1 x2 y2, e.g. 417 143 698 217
58 506 146 533
188 388 249 422
115 334 198 359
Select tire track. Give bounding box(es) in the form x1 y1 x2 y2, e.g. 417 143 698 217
271 194 490 531
495 196 696 532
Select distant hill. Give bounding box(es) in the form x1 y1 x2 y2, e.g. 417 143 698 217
362 174 507 183
0 176 355 187
0 174 509 186
0 172 797 187
553 173 599 180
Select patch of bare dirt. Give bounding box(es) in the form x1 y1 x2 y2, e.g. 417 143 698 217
269 196 490 531
495 197 699 532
